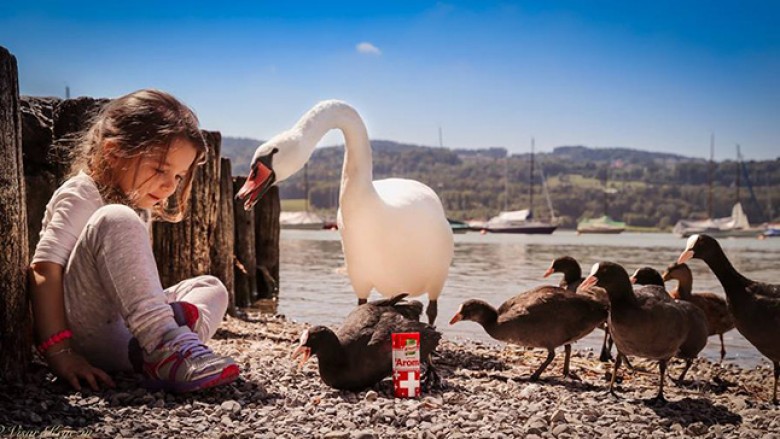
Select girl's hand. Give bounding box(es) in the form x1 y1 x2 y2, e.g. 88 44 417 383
47 350 116 391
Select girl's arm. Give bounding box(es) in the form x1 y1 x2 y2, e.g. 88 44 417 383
29 262 115 390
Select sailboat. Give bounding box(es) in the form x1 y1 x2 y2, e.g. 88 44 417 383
673 202 759 238
279 163 325 230
577 163 626 234
484 139 558 234
673 142 765 238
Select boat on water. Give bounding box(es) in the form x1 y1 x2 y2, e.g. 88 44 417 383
762 224 780 238
279 211 325 230
484 138 557 235
672 202 764 238
577 215 626 234
673 142 768 239
578 162 625 234
280 162 329 230
484 209 558 234
448 218 471 234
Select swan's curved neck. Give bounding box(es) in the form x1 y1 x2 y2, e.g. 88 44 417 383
295 102 374 197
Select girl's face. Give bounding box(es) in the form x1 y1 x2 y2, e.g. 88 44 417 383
116 138 199 209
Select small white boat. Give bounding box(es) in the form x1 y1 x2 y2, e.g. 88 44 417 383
279 211 325 230
763 224 780 238
577 215 626 234
673 203 764 238
484 209 557 234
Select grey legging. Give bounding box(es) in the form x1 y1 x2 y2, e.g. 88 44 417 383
62 204 228 371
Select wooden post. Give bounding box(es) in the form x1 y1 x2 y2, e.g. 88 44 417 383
232 176 256 307
211 157 235 315
254 186 280 299
153 131 221 288
51 98 107 181
21 96 57 257
21 96 107 257
0 46 32 380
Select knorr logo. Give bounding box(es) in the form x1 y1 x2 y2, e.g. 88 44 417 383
404 339 418 356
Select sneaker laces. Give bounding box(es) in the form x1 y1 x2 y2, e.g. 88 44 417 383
167 330 212 360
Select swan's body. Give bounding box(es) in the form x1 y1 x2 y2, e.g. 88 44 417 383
237 100 454 323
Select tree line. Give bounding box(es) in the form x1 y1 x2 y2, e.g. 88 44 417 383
223 138 780 230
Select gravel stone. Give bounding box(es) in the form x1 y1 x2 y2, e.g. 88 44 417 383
1 311 775 438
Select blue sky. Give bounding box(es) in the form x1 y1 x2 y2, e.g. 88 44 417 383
2 1 778 159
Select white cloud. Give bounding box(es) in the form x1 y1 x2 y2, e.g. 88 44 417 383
356 42 381 56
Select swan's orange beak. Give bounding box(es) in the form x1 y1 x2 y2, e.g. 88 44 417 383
543 267 554 278
449 313 463 325
237 161 276 211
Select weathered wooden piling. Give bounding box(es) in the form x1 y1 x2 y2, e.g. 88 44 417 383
211 157 236 315
233 176 257 307
153 131 221 288
21 96 106 256
255 186 281 299
0 46 32 380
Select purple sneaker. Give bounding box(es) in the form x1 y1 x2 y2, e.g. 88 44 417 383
142 326 239 393
128 301 202 373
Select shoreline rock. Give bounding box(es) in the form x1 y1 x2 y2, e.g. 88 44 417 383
0 311 777 438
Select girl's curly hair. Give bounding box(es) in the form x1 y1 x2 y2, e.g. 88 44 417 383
69 89 208 222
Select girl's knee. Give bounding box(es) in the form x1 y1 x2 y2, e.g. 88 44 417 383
89 204 145 232
200 275 229 307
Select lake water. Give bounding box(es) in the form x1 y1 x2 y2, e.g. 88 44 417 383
277 229 780 368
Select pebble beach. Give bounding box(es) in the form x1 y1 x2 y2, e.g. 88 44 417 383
1 310 779 439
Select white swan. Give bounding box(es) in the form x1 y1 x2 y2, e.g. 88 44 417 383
236 100 454 323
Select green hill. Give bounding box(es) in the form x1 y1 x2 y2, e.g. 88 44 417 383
222 137 780 229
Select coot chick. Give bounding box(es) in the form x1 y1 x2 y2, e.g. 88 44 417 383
663 262 735 362
679 234 780 404
544 256 613 362
630 266 709 382
450 286 607 380
581 262 706 402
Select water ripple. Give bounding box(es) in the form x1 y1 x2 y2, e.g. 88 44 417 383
278 230 780 368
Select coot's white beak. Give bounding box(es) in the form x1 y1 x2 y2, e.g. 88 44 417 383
291 345 311 370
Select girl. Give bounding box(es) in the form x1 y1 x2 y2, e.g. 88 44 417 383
29 89 239 393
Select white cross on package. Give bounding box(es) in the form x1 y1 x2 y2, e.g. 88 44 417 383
392 332 421 398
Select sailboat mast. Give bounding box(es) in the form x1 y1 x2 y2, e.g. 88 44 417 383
707 134 714 219
736 144 741 204
540 165 557 223
304 163 310 211
603 165 609 217
529 138 534 217
504 153 509 212
767 172 774 221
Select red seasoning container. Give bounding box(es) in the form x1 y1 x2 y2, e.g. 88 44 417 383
392 332 421 398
